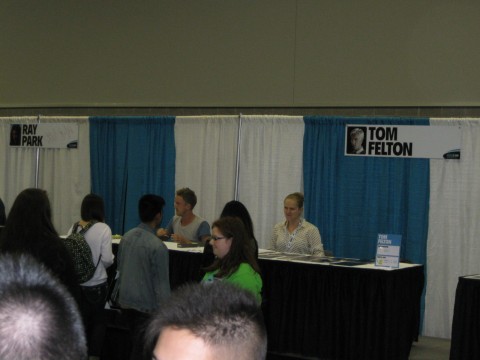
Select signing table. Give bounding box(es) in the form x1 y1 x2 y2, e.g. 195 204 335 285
110 240 423 360
163 242 424 360
450 275 480 360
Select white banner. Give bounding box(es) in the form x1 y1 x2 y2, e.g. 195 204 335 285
9 123 79 149
345 124 461 159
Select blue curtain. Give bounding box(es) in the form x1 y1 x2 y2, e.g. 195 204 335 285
89 117 175 234
303 116 430 266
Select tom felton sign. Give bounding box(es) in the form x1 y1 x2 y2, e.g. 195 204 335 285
9 123 79 149
345 124 461 159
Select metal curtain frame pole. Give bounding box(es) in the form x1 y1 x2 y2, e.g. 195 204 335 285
234 114 243 200
34 115 41 188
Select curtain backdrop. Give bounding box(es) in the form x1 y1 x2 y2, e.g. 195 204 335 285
303 116 430 264
237 115 304 249
174 116 239 226
424 118 480 339
0 117 90 234
303 116 430 326
89 117 175 234
174 115 304 248
0 117 38 208
4 114 472 340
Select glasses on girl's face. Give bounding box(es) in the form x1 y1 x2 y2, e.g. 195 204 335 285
210 236 226 241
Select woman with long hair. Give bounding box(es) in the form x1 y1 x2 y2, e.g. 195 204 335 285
68 193 114 359
203 216 262 303
202 200 258 267
0 188 79 298
220 200 259 258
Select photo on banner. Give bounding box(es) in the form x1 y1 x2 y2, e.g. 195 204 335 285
9 123 79 149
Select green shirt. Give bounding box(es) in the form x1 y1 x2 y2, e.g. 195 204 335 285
203 263 262 303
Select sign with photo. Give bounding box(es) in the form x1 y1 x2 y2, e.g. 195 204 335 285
345 125 461 159
375 234 401 268
9 123 78 149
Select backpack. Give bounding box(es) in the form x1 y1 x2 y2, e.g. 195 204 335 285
64 221 101 283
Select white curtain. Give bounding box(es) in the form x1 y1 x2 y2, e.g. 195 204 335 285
0 117 91 234
237 115 304 249
424 118 480 338
174 115 304 247
1 117 38 208
174 116 239 225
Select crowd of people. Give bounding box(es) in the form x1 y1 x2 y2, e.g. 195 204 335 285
0 187 324 359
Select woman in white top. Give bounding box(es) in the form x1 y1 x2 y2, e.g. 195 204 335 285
68 194 114 358
270 192 324 256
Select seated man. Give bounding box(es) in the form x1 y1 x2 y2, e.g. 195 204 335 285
157 187 210 245
144 282 267 360
0 253 87 360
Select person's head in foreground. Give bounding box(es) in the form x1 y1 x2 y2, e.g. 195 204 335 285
0 254 86 360
145 282 267 360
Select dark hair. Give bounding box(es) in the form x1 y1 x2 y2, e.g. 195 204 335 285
0 254 87 359
285 192 304 208
80 193 105 222
144 282 267 360
0 188 79 295
220 200 258 258
204 217 260 278
139 194 166 223
0 188 57 250
0 198 5 226
220 200 255 240
176 187 197 209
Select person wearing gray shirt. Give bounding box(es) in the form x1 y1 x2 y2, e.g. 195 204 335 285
157 188 210 245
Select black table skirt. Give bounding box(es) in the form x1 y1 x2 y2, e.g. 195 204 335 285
450 276 480 360
167 249 424 360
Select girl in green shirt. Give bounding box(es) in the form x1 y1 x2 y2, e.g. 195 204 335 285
202 217 262 303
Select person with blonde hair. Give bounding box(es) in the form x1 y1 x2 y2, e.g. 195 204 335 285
157 187 210 245
270 192 324 255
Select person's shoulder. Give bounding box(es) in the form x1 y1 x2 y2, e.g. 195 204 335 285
302 219 317 227
237 262 257 274
273 221 285 230
90 221 111 233
192 215 208 226
122 227 137 237
194 214 207 222
91 221 109 229
120 226 142 241
302 220 321 234
302 220 319 229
